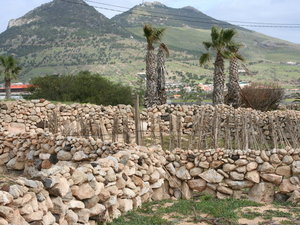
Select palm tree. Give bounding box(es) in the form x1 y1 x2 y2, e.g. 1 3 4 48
143 24 166 107
0 55 22 99
226 43 244 108
156 43 169 105
200 26 237 105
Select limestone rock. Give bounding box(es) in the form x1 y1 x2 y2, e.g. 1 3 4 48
249 182 275 203
245 171 260 183
200 169 224 183
187 179 206 191
260 173 282 185
71 183 95 200
176 166 191 180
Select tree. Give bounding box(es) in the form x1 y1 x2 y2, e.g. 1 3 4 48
199 26 237 105
0 55 22 99
226 43 244 108
156 43 169 105
143 24 166 107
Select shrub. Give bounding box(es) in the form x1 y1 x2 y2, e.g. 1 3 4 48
26 71 133 105
240 82 284 111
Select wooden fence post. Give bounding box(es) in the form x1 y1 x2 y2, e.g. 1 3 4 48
134 94 141 145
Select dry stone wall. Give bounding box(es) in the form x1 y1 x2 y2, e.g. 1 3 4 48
1 100 300 147
0 132 299 224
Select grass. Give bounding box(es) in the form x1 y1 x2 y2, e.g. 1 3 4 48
108 195 300 225
108 195 261 225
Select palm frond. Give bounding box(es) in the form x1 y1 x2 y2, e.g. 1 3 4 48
211 26 220 44
143 24 153 43
160 43 169 57
152 27 166 43
202 41 212 51
221 50 234 59
222 28 237 43
235 53 245 61
199 53 211 66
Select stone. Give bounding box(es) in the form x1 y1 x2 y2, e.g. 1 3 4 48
0 206 14 218
200 169 224 183
190 167 203 177
68 200 85 209
150 170 160 183
235 159 248 166
282 155 293 165
131 175 143 187
151 179 164 189
0 218 8 225
211 160 224 169
217 186 233 195
123 188 136 198
0 153 10 165
246 162 258 171
66 210 78 224
279 179 299 193
276 166 291 177
230 172 244 181
0 191 13 205
187 179 206 191
217 191 230 199
6 158 25 170
199 161 210 169
176 166 191 180
223 164 236 172
75 208 90 224
72 170 87 185
98 189 110 202
23 210 43 222
290 176 300 185
249 182 275 203
260 173 282 185
57 151 72 161
165 163 176 175
49 177 70 197
51 197 67 215
259 162 275 173
224 179 254 190
245 171 260 183
106 168 117 182
292 161 300 175
71 183 95 200
89 204 106 216
270 154 281 164
261 151 269 161
181 182 192 200
288 190 300 203
42 212 56 225
118 199 133 212
73 151 89 161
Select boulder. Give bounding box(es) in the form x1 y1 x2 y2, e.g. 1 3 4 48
249 182 275 203
200 169 224 183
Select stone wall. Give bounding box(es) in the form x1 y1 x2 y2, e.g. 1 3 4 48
0 132 299 224
1 100 300 146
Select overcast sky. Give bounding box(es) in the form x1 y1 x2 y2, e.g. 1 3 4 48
1 0 299 44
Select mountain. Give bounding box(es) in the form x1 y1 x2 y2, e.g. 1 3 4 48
112 2 240 30
0 0 300 87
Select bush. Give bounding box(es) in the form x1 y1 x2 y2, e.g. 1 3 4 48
240 82 284 111
26 71 133 105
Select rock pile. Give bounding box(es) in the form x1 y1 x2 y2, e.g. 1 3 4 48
0 131 299 224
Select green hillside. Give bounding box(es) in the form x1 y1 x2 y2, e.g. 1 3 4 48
0 0 299 88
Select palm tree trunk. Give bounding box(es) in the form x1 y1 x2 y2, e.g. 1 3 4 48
227 57 240 108
213 52 225 105
5 79 11 99
144 46 159 107
156 47 167 105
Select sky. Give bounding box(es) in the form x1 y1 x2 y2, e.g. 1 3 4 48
0 0 299 44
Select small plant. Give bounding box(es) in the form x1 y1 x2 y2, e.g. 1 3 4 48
240 82 284 111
